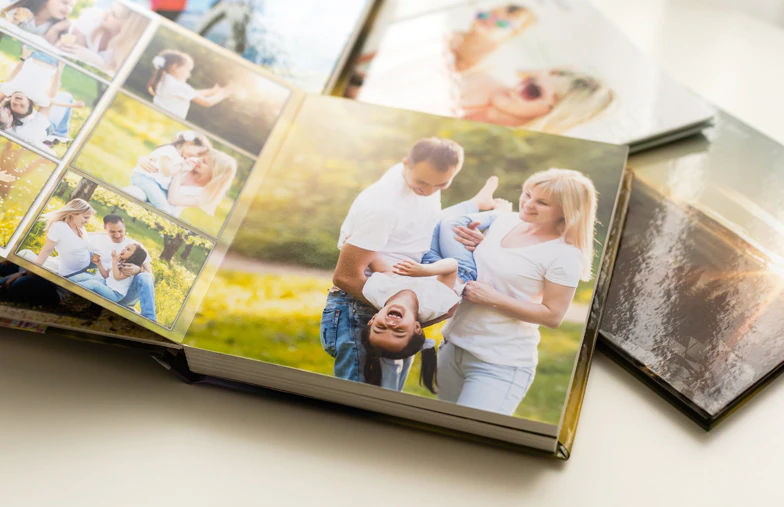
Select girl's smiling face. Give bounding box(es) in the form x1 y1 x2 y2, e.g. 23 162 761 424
46 0 75 19
119 244 137 261
9 93 31 115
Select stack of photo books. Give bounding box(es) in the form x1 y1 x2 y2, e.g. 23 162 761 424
0 0 779 457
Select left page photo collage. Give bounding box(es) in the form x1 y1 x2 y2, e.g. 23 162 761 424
0 0 302 342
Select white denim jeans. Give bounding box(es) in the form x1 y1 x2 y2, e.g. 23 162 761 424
436 340 535 415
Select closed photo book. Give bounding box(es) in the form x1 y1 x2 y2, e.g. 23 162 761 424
599 112 784 429
340 0 716 152
0 0 631 457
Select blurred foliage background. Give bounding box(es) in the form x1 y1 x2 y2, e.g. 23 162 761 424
0 139 58 247
18 172 213 328
75 93 255 237
124 25 292 155
0 31 106 157
187 96 627 424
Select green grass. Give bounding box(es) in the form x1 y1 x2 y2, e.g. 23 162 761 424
0 36 104 158
186 268 583 425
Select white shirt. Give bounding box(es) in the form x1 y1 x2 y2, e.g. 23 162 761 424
338 163 441 275
153 73 198 119
47 221 91 277
1 58 57 106
88 233 151 271
169 184 203 217
363 272 460 323
442 213 583 368
131 145 184 190
10 110 50 147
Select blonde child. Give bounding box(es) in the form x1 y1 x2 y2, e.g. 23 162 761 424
127 130 211 212
147 49 231 119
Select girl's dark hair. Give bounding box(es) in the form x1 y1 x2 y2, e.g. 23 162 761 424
360 324 438 394
124 243 148 268
2 0 53 18
5 96 35 127
147 50 191 96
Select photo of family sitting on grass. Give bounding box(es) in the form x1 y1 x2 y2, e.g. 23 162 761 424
124 24 292 155
16 170 214 329
74 93 254 237
0 135 57 247
186 97 627 424
0 29 105 157
0 0 151 79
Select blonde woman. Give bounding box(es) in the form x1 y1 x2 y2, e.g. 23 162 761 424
56 1 149 75
461 68 614 133
34 197 95 277
166 148 237 217
420 169 598 415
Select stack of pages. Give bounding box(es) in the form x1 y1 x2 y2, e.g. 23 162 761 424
1 0 779 456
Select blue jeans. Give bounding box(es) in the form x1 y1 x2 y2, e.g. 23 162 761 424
130 172 171 212
69 271 157 322
320 289 412 389
436 340 535 415
76 278 124 303
30 50 58 66
421 202 498 282
48 92 74 138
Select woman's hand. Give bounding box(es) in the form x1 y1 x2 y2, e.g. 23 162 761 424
462 280 500 306
44 20 71 45
453 221 484 252
9 8 33 26
120 264 141 277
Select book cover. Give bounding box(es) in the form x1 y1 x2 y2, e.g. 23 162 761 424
341 0 715 149
599 111 784 429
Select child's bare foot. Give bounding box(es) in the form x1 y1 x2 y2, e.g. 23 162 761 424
471 176 499 210
393 260 439 277
493 198 513 213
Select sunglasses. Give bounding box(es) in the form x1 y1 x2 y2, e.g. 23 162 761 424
476 11 512 28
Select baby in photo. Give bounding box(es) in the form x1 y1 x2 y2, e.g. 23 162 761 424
147 49 232 119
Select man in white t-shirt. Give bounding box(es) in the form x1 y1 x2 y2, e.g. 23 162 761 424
69 214 158 322
322 137 486 390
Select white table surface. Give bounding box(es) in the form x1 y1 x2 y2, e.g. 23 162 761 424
3 1 784 505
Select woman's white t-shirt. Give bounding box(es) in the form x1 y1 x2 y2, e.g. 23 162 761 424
168 184 203 217
47 221 92 277
442 213 583 368
363 272 460 323
153 73 197 119
1 58 57 106
131 144 183 190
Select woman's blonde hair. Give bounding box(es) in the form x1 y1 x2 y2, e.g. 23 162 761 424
101 5 150 73
200 150 237 215
523 69 614 134
42 198 95 235
523 168 598 281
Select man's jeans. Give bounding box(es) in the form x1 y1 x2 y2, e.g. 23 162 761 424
68 271 157 322
320 288 412 390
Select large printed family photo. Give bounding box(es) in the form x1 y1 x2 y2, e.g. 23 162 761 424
187 97 627 424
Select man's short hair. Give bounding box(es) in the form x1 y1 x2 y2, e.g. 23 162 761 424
104 214 124 226
408 138 464 173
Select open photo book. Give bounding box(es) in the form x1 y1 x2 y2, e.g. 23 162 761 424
0 0 631 457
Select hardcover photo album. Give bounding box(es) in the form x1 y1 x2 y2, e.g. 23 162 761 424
341 0 715 151
0 0 632 458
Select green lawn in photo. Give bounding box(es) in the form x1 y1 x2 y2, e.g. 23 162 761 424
186 267 581 425
74 93 254 238
18 172 214 328
0 140 58 247
0 33 104 158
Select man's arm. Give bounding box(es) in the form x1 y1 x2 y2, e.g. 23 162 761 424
332 243 377 305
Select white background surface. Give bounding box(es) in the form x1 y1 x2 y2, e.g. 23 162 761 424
3 1 784 505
